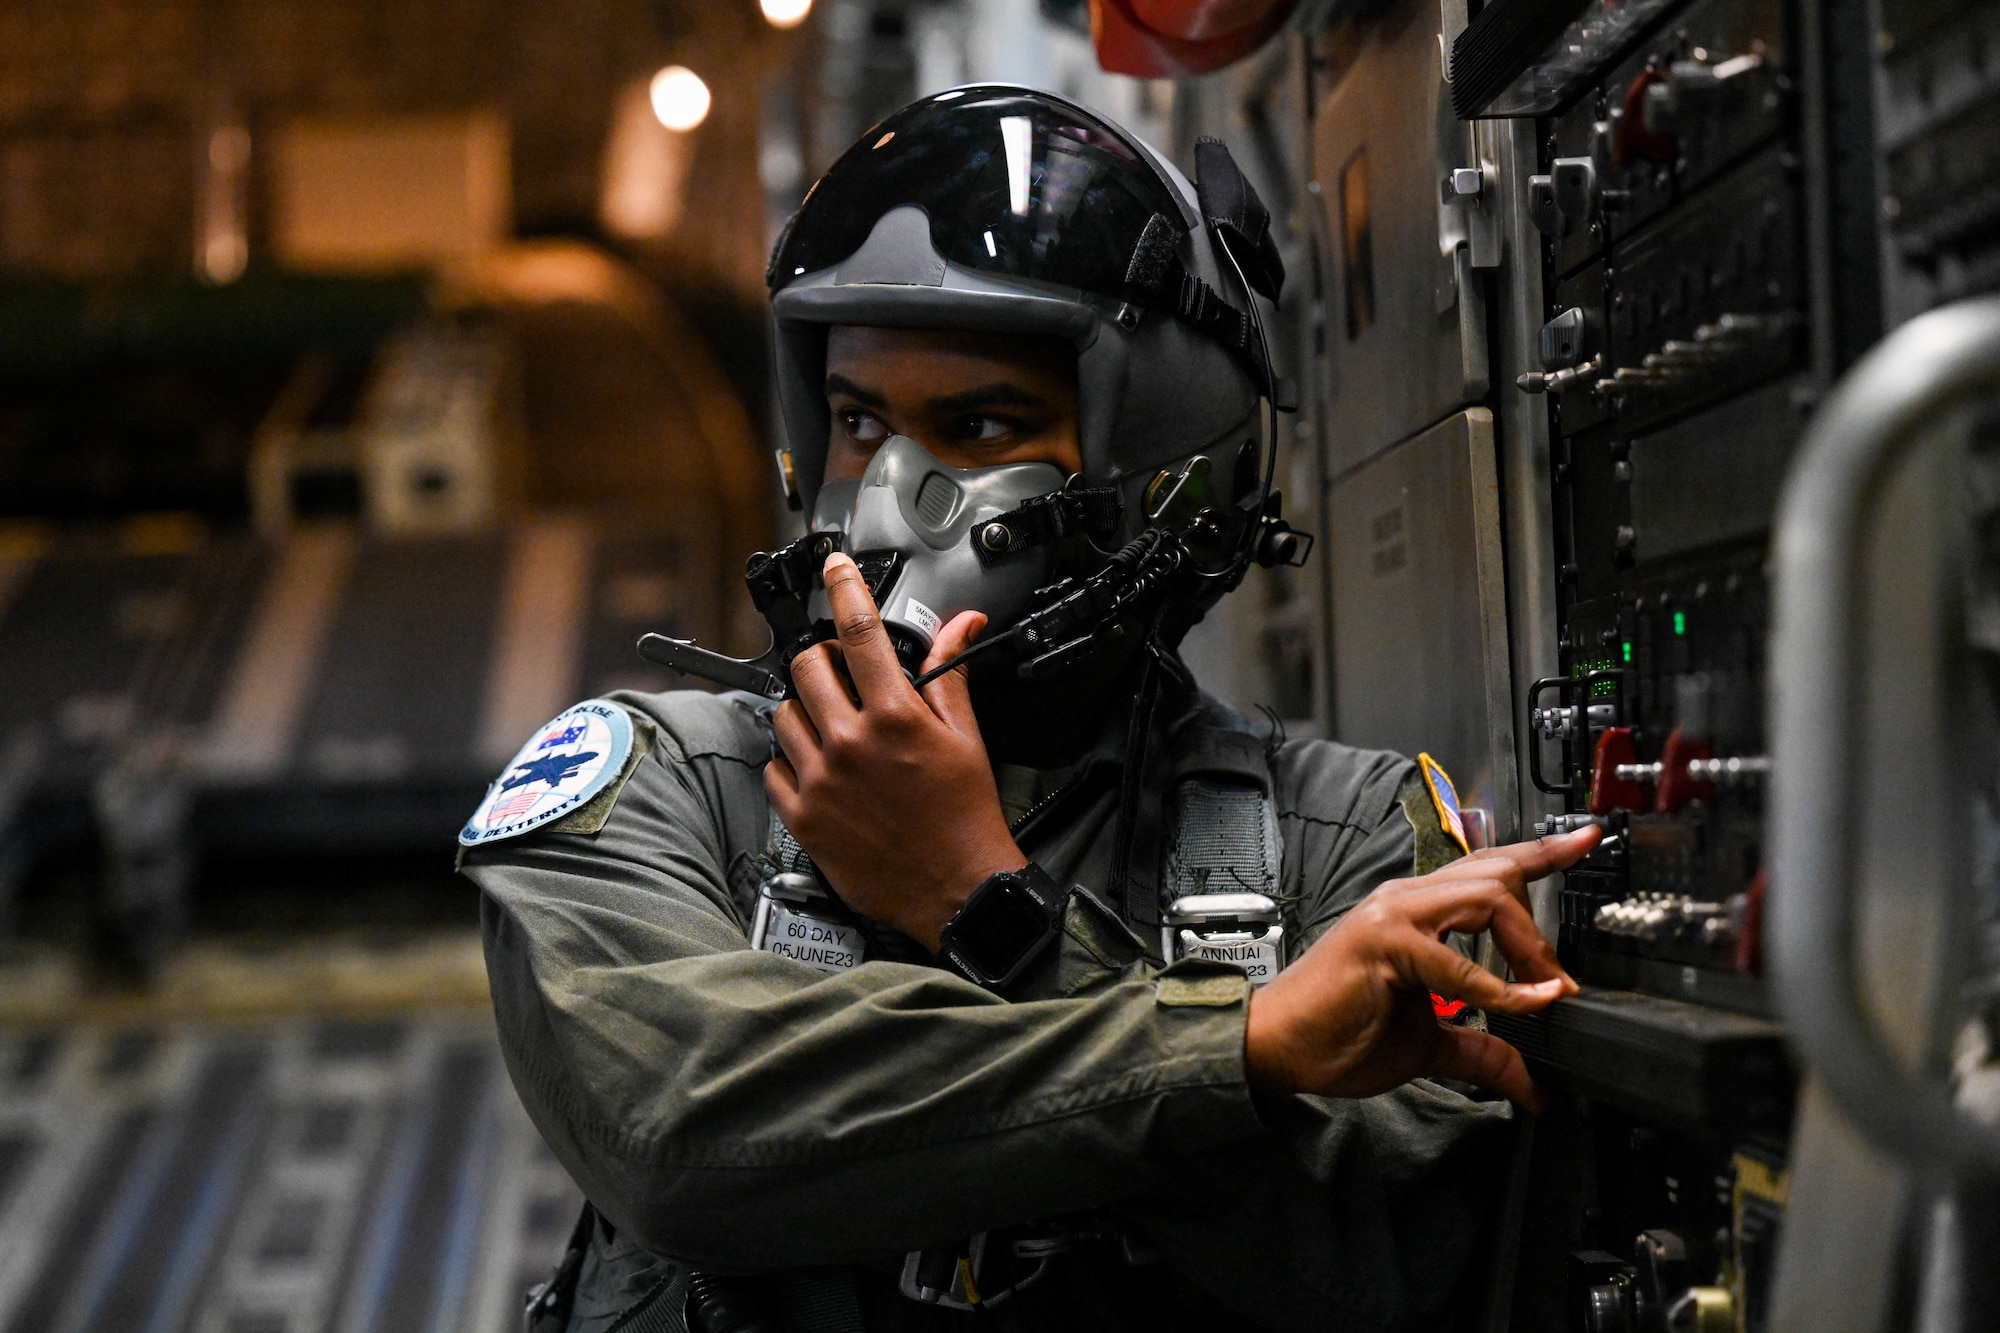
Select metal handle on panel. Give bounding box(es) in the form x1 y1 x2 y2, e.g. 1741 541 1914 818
1527 675 1576 796
1769 296 2000 1179
1527 669 1626 797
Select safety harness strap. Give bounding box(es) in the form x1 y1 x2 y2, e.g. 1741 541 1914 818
1163 778 1282 901
768 814 813 878
1110 663 1170 931
1117 690 1282 951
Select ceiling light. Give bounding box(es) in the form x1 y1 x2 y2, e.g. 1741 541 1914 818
649 66 711 132
760 0 812 28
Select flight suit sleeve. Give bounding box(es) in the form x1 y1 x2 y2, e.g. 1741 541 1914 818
464 691 1267 1271
1275 741 1481 966
1269 738 1427 950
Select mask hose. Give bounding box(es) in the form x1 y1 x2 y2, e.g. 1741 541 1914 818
909 628 1018 691
907 528 1174 690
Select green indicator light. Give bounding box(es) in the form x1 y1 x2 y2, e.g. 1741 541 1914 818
1622 640 1632 663
1673 611 1686 636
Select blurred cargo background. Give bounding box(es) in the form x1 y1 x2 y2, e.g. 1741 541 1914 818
0 2 1319 1329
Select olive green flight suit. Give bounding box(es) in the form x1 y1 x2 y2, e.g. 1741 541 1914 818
463 683 1512 1333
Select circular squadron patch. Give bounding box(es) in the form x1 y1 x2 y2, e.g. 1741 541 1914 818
459 701 633 847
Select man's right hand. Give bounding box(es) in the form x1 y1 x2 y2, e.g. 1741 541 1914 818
1243 826 1600 1109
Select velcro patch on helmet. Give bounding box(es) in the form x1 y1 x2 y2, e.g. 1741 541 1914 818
1123 213 1185 292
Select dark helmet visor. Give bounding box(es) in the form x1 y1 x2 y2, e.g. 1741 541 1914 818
768 87 1188 299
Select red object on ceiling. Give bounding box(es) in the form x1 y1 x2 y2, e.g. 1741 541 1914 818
1089 0 1298 77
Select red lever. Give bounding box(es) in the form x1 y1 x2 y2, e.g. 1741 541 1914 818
1614 65 1679 166
1589 726 1646 815
1654 728 1716 813
1734 868 1766 975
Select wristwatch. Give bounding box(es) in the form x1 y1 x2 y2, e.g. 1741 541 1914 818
937 862 1068 991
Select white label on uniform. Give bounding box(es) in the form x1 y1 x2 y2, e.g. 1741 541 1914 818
762 902 865 974
1180 933 1282 986
901 597 941 640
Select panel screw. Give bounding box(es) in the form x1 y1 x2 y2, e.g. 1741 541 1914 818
980 522 1011 552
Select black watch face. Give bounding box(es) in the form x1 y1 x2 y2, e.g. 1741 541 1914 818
955 883 1052 982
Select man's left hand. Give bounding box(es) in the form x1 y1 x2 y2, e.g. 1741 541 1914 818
1243 829 1597 1108
766 553 1027 952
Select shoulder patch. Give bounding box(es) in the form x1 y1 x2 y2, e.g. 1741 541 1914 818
1417 752 1471 856
459 701 636 847
1398 769 1464 876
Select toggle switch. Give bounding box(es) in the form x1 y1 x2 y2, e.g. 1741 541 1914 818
1536 812 1610 836
1643 52 1768 139
1528 155 1602 238
1540 306 1601 369
1684 755 1771 782
1534 701 1618 740
1654 728 1717 813
1590 727 1647 815
1551 157 1597 224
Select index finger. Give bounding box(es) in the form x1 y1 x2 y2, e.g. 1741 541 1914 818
1464 825 1602 883
1396 824 1602 922
821 553 916 704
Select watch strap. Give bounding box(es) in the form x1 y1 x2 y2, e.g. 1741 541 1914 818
1006 861 1065 912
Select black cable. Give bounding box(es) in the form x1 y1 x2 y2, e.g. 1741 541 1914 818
910 628 1018 691
910 527 1169 690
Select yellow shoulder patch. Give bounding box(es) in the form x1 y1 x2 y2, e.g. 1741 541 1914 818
1417 752 1471 856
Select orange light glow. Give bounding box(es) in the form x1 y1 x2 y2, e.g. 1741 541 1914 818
761 0 812 28
648 66 711 132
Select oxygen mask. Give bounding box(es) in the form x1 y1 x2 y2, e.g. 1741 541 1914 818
634 436 1119 698
805 435 1069 671
633 431 1312 699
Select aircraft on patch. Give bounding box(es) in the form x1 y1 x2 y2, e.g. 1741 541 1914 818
501 750 601 792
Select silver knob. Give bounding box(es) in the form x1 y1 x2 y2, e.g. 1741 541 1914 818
1684 755 1772 781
